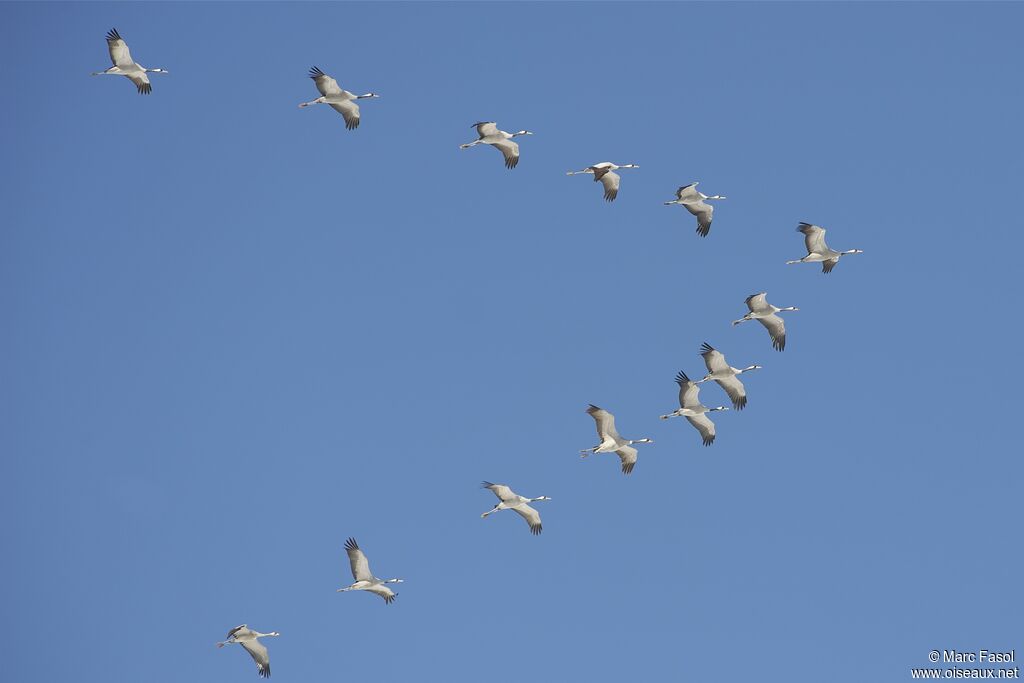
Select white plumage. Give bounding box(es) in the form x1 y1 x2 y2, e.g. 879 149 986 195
460 121 533 168
733 292 799 352
659 371 728 446
337 537 404 604
481 481 550 535
581 404 653 474
298 67 379 130
787 222 863 273
217 624 279 678
91 28 168 95
567 162 639 202
664 182 726 237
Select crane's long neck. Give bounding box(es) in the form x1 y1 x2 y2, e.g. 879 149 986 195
705 194 726 200
738 365 761 373
842 249 863 255
778 306 799 311
629 438 653 445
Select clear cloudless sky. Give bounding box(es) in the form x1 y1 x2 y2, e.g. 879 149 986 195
2 2 1022 681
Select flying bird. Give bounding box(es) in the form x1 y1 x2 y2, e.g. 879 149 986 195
581 404 653 474
298 67 379 130
481 482 550 535
787 222 863 273
697 343 761 410
460 122 533 168
733 292 798 351
664 183 726 237
659 371 728 446
567 162 639 202
337 537 403 604
217 625 279 678
91 28 167 94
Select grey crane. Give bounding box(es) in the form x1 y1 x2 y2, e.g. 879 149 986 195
217 624 279 678
337 537 403 604
567 162 639 202
91 29 167 95
581 404 653 475
460 122 533 168
733 292 798 352
787 222 863 273
298 67 379 130
664 183 726 237
481 482 550 535
697 342 761 410
659 371 728 446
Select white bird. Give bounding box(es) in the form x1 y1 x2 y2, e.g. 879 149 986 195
460 122 533 169
697 342 761 410
733 292 798 352
664 183 726 237
481 482 550 535
298 67 379 130
659 371 728 446
581 404 653 475
91 28 167 95
337 537 403 604
567 162 639 202
217 624 279 678
787 222 863 273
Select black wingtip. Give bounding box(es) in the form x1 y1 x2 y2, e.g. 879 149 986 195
481 481 494 489
106 28 121 41
675 370 691 385
309 66 325 78
530 524 542 536
344 537 359 551
697 224 710 237
700 342 714 354
621 462 635 475
734 397 747 410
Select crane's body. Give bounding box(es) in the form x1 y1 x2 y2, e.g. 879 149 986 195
337 537 403 604
298 67 379 130
581 404 653 474
481 482 550 535
664 182 726 237
460 122 533 168
567 162 638 202
733 292 798 352
787 222 863 273
91 29 168 94
217 624 279 678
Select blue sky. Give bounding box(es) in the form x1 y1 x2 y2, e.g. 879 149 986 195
2 2 1022 681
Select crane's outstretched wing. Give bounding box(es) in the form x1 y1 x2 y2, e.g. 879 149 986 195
745 292 769 313
758 314 786 351
127 72 151 94
686 414 716 446
344 537 374 582
330 100 361 130
822 257 839 274
675 371 701 409
615 445 638 475
512 504 543 535
490 139 520 169
599 171 620 201
586 404 620 442
482 481 517 503
239 638 271 678
798 222 828 255
106 29 133 67
309 66 343 96
473 121 499 137
365 584 397 605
